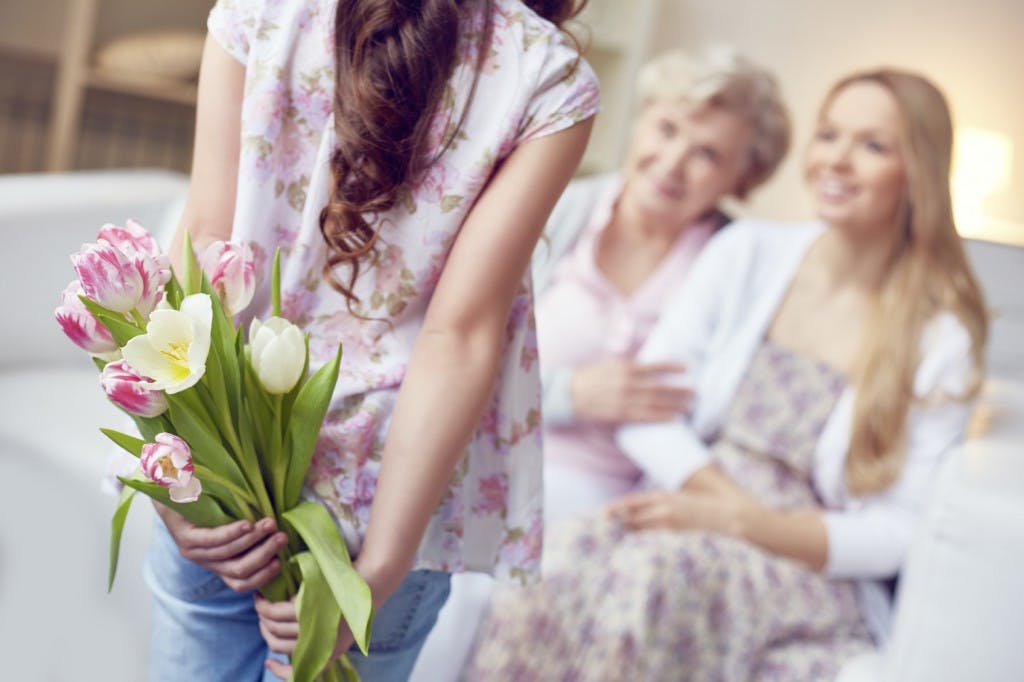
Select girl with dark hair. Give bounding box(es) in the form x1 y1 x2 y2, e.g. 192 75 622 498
147 0 598 679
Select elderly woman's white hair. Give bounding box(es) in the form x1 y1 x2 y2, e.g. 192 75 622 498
637 47 791 198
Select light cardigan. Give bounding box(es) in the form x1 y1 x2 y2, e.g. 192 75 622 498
617 219 974 640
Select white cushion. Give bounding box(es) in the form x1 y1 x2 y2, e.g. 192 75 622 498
878 379 1024 682
0 169 187 369
0 367 153 681
0 366 128 483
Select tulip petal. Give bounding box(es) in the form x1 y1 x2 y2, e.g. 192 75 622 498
169 477 202 503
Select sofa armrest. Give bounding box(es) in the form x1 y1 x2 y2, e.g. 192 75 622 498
0 169 188 369
877 379 1024 682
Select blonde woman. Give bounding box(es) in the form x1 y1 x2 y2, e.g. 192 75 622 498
467 69 987 681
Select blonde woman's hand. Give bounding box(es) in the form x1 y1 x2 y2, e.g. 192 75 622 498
569 359 692 423
605 484 760 539
154 502 288 592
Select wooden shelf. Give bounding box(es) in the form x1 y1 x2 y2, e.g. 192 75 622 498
46 0 203 171
87 68 197 106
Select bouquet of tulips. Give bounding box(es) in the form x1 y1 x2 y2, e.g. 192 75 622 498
54 220 372 682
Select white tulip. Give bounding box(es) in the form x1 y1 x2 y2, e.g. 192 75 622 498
249 316 306 394
122 294 212 394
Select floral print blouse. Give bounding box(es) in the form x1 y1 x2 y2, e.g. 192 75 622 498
207 0 600 582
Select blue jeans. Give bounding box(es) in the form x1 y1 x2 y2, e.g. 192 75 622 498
145 519 451 681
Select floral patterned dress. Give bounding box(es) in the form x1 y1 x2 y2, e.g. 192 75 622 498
466 340 874 680
206 0 600 582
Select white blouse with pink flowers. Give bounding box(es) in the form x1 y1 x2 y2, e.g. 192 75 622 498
207 0 600 581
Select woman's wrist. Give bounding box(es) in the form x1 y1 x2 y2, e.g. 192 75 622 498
728 495 765 541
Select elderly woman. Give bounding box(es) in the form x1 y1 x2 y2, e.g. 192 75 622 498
533 48 791 523
466 68 988 681
409 47 789 680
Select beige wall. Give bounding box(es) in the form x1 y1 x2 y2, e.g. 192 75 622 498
650 0 1024 233
3 0 1020 236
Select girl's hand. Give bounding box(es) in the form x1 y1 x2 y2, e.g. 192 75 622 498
154 503 288 592
259 597 355 680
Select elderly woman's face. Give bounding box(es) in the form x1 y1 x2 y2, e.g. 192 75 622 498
622 100 753 224
805 81 907 233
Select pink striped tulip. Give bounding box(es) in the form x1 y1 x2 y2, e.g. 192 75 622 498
98 220 164 260
54 280 119 357
140 433 202 503
200 241 256 316
98 220 171 317
100 359 168 418
71 241 145 314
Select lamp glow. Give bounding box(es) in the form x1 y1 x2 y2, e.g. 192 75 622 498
952 126 1013 240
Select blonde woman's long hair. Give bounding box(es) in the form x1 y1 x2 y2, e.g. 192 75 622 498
826 70 988 495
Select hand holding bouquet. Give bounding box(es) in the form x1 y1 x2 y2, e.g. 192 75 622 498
55 220 372 682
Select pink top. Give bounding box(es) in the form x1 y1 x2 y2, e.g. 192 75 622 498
536 181 714 485
207 0 600 581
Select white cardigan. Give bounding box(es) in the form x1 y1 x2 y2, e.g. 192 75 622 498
617 219 975 640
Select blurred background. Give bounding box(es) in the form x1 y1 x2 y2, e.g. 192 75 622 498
0 1 1020 681
0 0 1021 244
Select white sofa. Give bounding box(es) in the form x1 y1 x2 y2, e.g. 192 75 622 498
839 238 1024 682
0 169 188 682
1 170 1021 681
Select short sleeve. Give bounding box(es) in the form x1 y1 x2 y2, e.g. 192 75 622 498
516 31 601 145
207 0 259 64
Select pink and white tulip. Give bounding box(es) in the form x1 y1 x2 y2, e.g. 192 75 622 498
98 220 164 261
54 280 119 357
140 433 202 503
100 359 168 417
201 241 256 316
72 241 145 314
98 220 171 317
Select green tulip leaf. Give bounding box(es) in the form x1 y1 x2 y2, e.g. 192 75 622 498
211 293 242 423
290 551 343 682
181 230 201 295
282 500 373 655
121 477 234 527
284 344 342 510
165 273 184 309
131 414 169 442
80 296 144 345
166 396 250 495
100 428 145 456
108 485 136 591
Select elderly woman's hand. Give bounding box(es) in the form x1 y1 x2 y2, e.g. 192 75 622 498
570 359 692 423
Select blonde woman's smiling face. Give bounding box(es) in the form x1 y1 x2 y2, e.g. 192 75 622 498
805 81 908 234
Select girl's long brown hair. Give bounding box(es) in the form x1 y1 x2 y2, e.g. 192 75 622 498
320 0 585 307
825 70 988 494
